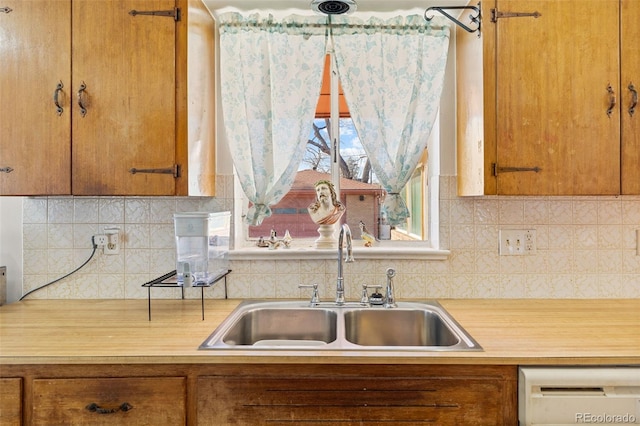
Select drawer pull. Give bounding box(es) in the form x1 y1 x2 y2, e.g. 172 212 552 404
85 402 133 414
629 82 637 117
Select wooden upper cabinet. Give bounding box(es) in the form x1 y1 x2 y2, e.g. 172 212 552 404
0 0 216 196
0 1 72 195
71 0 177 195
621 0 640 194
495 0 620 195
457 0 632 195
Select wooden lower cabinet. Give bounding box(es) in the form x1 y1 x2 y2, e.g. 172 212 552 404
1 363 517 425
0 378 22 426
197 365 517 425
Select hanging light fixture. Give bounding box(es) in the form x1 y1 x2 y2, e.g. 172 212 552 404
310 0 357 15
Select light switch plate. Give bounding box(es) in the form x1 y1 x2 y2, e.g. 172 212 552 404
499 229 536 255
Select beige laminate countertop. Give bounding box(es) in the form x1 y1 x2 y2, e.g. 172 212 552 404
0 299 638 365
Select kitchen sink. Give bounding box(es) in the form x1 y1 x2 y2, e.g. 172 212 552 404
199 300 481 352
343 309 460 347
220 307 337 346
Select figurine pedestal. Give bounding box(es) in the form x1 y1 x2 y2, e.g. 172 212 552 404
315 224 337 249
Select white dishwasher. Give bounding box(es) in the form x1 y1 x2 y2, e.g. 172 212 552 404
519 367 640 425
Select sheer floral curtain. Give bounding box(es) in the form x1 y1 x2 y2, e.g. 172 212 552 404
217 13 327 225
330 15 450 225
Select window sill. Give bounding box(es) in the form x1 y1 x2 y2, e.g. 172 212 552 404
230 241 450 261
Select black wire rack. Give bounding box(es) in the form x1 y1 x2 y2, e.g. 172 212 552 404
141 269 231 321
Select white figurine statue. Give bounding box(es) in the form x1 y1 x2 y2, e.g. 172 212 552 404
308 180 345 225
308 180 346 249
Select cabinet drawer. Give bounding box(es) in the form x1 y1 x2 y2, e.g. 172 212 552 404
0 378 22 426
32 377 185 426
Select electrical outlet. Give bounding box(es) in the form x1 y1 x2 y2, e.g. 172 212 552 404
94 234 108 247
104 227 120 255
499 229 536 256
524 229 536 254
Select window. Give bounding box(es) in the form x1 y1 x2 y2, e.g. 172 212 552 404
243 53 434 247
217 12 450 257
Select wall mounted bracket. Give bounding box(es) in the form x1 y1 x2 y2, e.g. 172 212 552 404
424 3 481 37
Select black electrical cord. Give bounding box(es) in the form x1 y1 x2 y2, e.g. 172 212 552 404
19 236 99 301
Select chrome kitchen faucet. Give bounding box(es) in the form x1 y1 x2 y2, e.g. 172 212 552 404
336 223 354 305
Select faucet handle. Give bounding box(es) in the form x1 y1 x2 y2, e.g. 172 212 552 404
298 284 320 306
360 284 382 305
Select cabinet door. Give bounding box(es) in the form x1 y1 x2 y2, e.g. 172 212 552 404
494 0 620 195
197 366 517 425
621 0 640 194
31 377 186 425
0 378 22 426
71 0 177 195
0 0 71 195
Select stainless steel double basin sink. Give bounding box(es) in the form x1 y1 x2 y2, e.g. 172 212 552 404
199 300 481 352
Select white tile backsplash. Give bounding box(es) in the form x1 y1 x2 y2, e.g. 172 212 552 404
99 198 125 223
47 198 74 223
124 199 150 224
20 175 640 299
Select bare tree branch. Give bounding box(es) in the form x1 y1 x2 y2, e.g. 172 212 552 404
305 119 372 181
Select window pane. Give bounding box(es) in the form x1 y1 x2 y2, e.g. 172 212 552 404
248 118 385 241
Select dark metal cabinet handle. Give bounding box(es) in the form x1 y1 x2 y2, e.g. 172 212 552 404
85 402 133 414
606 84 616 117
629 83 638 117
77 82 87 117
53 81 64 116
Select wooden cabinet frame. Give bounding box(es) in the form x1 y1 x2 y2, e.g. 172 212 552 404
1 363 518 425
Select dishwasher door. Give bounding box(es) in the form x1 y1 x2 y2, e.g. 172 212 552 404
519 367 640 426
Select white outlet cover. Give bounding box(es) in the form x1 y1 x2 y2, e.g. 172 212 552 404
499 229 536 255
